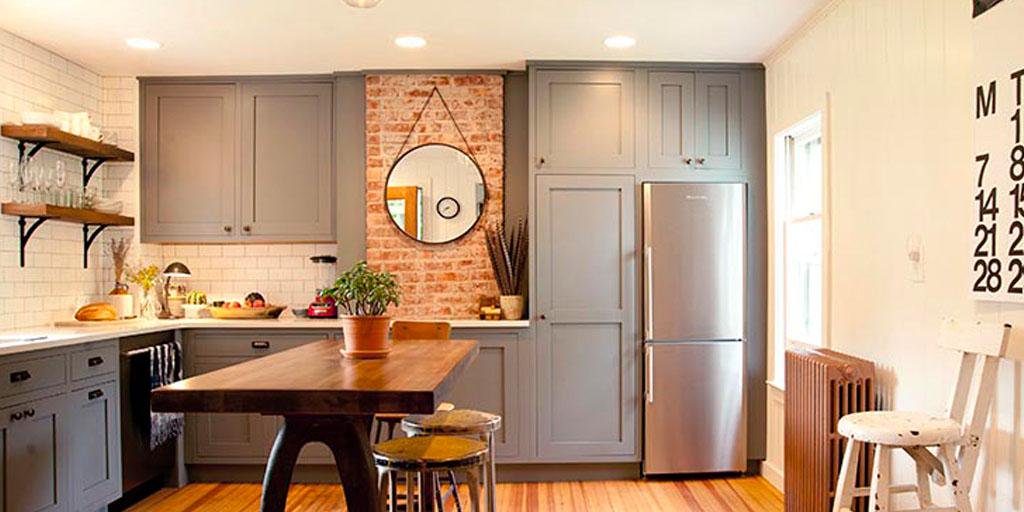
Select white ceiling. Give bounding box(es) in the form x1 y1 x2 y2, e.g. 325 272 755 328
0 0 824 76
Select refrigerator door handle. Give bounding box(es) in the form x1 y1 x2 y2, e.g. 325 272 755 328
646 345 654 403
644 246 654 340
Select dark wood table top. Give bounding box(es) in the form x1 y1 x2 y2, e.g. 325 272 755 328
151 338 479 416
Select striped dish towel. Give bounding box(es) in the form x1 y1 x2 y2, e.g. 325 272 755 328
149 341 184 450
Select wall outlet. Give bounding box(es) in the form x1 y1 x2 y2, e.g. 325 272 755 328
907 235 924 283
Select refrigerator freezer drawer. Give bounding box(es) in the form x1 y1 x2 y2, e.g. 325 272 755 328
643 341 746 474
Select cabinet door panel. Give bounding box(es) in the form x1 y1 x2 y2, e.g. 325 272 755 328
695 73 741 170
143 84 237 240
535 175 637 459
186 358 272 463
1 394 66 512
535 70 635 169
240 82 334 240
648 72 696 169
70 381 120 510
447 331 521 459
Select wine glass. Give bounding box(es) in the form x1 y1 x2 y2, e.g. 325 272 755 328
54 161 67 207
29 162 44 203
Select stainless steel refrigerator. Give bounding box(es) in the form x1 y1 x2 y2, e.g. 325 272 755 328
642 182 747 475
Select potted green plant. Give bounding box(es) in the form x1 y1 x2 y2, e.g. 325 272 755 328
326 261 401 358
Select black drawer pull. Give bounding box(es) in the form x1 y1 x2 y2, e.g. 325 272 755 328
88 389 104 400
87 356 104 367
9 370 31 383
10 411 22 422
251 341 270 349
24 408 34 418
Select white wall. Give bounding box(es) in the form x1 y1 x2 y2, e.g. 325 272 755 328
765 0 1023 509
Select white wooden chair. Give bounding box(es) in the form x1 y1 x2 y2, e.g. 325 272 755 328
833 320 1024 512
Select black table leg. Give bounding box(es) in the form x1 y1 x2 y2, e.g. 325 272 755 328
261 418 304 512
260 415 380 512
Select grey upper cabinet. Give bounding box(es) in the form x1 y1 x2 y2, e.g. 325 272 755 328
141 79 335 243
143 84 238 240
240 82 334 240
648 72 696 169
69 381 120 511
535 70 636 169
534 175 637 460
1 393 67 512
694 72 741 170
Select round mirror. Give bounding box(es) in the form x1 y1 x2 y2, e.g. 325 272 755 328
384 143 486 244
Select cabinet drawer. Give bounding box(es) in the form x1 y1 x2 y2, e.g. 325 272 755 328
0 355 66 398
189 331 333 358
71 345 117 381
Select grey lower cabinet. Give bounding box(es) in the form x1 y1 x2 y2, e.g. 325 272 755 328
69 381 120 511
1 393 67 512
141 79 335 243
534 69 636 170
447 329 524 460
0 340 120 512
183 330 338 465
534 175 638 461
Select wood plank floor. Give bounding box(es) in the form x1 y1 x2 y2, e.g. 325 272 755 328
126 477 783 511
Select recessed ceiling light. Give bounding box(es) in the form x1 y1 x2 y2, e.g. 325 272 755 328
125 38 161 50
342 0 381 7
604 35 636 49
394 36 427 49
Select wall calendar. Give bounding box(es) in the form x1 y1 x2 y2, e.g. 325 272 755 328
972 0 1024 301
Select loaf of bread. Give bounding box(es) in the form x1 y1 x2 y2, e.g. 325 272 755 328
75 303 118 321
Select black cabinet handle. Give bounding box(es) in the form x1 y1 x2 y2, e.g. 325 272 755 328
251 341 270 349
539 314 547 320
10 370 31 383
24 408 34 418
87 356 104 367
88 389 104 400
10 411 22 422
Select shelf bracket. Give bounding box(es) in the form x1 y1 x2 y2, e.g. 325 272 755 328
17 217 48 268
82 224 108 269
17 141 49 166
81 158 108 188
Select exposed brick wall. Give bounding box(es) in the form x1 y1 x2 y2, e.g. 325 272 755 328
365 74 504 319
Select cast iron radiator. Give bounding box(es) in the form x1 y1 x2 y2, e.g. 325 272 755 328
784 348 875 512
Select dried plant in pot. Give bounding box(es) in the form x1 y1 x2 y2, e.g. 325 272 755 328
325 261 402 359
485 219 528 320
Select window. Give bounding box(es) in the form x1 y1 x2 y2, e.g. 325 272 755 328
773 113 827 384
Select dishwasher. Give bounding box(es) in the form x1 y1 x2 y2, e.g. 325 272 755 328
110 331 178 509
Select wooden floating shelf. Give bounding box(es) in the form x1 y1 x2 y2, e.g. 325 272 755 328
1 124 134 162
2 203 134 268
1 202 134 226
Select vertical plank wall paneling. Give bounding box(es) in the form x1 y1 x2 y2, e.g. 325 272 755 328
764 1 1024 510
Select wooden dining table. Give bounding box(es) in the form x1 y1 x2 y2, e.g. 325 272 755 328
151 337 479 512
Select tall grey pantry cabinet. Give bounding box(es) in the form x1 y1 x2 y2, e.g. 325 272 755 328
529 63 764 464
141 79 335 243
534 175 637 459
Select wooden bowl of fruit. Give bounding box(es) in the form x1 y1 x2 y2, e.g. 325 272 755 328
207 293 285 319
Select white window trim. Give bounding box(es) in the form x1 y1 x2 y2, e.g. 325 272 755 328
768 99 832 390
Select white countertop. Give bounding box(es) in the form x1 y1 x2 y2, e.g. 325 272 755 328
0 317 530 357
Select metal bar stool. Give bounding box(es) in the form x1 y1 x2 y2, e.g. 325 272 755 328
374 435 487 512
402 409 501 512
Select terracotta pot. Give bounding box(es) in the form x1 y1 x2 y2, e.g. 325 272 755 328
340 315 392 359
500 295 525 320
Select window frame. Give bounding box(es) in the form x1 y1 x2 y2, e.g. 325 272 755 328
770 108 831 388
